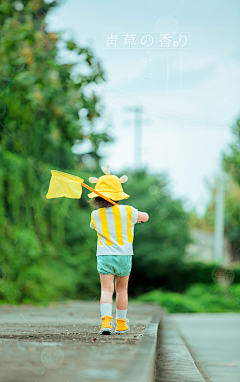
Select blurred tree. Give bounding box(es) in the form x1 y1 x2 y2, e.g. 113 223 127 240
213 116 240 261
0 0 112 168
0 153 100 303
0 0 112 303
224 179 240 261
190 176 240 261
0 1 192 302
224 117 240 184
223 117 240 260
188 209 214 232
121 169 192 295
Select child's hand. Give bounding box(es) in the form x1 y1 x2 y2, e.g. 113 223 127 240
137 212 149 223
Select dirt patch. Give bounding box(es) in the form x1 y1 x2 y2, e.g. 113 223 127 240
0 324 146 344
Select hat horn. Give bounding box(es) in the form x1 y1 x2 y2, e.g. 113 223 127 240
101 165 110 175
88 177 98 183
119 175 128 183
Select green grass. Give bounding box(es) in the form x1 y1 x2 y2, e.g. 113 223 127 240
136 283 240 313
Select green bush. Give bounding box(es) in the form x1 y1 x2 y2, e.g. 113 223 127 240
129 261 240 296
136 283 240 313
136 289 199 313
0 151 192 304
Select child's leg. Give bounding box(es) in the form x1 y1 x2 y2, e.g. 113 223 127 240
115 274 129 312
99 274 114 317
100 274 114 304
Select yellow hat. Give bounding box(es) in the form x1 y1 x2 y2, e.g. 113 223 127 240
87 165 130 201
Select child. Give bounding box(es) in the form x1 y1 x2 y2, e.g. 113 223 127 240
88 166 149 335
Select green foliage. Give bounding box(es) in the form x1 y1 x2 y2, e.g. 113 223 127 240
189 208 215 232
129 260 240 296
224 117 240 184
0 0 112 168
0 0 109 303
136 283 240 313
202 177 240 247
0 151 100 303
121 169 191 284
188 116 240 261
221 119 240 259
224 179 240 258
0 159 192 303
0 1 192 304
117 169 192 296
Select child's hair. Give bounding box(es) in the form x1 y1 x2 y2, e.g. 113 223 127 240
88 197 120 208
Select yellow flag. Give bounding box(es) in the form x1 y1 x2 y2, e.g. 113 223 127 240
46 170 84 199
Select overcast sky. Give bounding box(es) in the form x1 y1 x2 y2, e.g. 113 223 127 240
46 0 240 214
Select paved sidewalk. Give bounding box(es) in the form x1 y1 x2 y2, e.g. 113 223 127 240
155 314 205 382
0 301 160 382
173 313 240 382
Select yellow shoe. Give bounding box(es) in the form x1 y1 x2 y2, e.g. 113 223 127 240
115 318 130 334
99 315 114 335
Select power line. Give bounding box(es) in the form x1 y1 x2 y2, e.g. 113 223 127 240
106 88 234 129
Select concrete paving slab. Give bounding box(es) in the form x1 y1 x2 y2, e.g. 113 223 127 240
155 314 205 382
173 313 240 382
0 301 161 382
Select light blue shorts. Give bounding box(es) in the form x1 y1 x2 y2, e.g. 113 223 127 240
97 255 132 277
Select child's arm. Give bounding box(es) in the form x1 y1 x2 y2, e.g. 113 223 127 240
90 212 95 229
137 211 149 223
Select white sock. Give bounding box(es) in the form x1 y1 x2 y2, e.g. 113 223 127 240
116 309 127 319
100 303 112 318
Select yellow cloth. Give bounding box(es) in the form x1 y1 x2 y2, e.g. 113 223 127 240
46 170 84 199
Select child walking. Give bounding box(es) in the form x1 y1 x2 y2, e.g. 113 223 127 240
88 166 149 335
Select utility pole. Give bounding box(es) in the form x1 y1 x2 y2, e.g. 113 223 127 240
124 106 150 169
133 106 143 169
213 158 225 262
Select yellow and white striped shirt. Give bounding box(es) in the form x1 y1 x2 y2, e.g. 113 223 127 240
90 205 138 256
